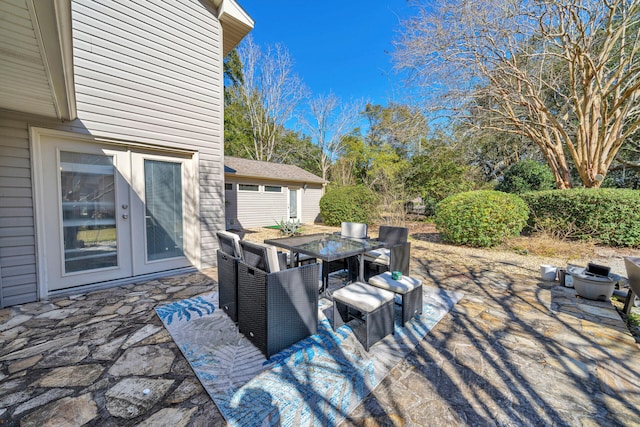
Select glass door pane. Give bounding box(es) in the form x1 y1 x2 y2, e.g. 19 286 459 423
144 160 184 261
60 151 117 273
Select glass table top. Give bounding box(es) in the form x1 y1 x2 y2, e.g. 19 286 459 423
265 233 383 261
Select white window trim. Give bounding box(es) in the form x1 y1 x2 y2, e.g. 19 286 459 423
264 185 283 193
238 183 260 192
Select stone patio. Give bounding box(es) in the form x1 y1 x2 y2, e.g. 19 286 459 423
1 250 639 426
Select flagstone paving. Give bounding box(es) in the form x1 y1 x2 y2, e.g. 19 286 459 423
1 255 639 426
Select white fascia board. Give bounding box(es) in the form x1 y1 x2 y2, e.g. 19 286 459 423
29 0 77 121
218 0 254 56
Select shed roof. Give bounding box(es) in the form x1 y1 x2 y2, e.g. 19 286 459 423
224 157 326 184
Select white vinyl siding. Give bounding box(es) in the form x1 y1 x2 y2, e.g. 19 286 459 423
1 0 229 307
225 179 324 228
301 185 324 224
71 0 223 147
229 179 289 228
69 0 225 268
0 117 37 307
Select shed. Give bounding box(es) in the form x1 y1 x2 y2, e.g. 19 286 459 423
224 157 327 228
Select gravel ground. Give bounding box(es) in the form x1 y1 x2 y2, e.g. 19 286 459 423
242 221 640 277
242 221 640 339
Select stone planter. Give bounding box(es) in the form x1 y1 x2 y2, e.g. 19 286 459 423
572 273 616 301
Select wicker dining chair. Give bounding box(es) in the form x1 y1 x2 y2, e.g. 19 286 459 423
216 231 243 322
363 225 411 280
325 222 368 281
237 240 320 359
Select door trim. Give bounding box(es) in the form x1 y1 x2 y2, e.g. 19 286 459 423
288 186 302 220
30 127 200 300
130 150 198 275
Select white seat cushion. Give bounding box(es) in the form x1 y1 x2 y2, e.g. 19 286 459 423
341 222 368 239
217 230 242 258
363 248 390 265
369 271 422 295
263 244 281 273
332 282 394 312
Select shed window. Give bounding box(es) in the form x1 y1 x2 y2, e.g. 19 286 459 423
264 185 282 193
239 184 259 191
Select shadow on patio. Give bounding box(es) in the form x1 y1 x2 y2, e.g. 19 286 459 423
1 241 639 425
345 246 640 426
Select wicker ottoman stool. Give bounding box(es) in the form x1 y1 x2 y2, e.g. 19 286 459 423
369 272 423 326
332 282 395 351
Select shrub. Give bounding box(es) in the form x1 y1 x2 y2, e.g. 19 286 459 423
275 218 302 236
435 190 529 247
320 185 378 226
406 153 479 216
520 188 640 247
495 160 556 194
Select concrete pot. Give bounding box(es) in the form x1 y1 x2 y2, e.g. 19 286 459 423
572 273 615 301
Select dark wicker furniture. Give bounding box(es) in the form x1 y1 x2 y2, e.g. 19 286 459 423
364 225 411 280
264 233 384 295
325 222 369 282
369 271 423 326
238 241 320 359
216 231 242 322
332 281 395 351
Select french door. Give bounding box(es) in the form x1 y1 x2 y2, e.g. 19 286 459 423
33 132 195 292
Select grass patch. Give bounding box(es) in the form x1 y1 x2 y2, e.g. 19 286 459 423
264 225 281 230
500 233 597 259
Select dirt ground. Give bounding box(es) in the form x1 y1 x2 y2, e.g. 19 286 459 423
242 220 640 326
246 220 640 343
242 220 640 277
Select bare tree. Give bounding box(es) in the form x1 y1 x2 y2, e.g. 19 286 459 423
301 93 362 181
232 37 306 162
394 0 640 188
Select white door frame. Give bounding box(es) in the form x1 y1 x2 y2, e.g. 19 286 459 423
130 150 197 275
30 127 199 299
288 186 302 220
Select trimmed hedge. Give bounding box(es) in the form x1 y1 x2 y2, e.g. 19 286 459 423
435 190 529 247
320 185 378 226
495 159 556 194
520 188 640 247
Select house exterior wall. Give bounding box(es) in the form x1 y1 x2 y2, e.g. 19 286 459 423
224 178 324 228
70 0 225 266
226 178 288 228
0 0 226 307
301 185 324 224
0 114 43 307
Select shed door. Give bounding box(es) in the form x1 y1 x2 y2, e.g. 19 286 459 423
289 188 300 220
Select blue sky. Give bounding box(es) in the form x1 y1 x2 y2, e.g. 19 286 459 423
237 1 417 107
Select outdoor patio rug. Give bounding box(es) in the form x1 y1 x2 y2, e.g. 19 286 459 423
155 285 463 426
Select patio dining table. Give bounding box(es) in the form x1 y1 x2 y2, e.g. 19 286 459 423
264 233 384 295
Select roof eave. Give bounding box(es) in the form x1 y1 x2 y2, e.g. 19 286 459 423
225 172 326 185
30 0 77 120
211 0 254 56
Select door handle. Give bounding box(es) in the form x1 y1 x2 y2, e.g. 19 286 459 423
122 214 129 219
